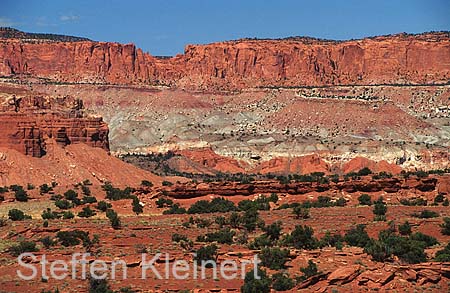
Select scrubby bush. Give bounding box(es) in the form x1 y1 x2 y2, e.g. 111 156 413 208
319 231 344 248
155 197 173 208
102 183 133 200
82 196 97 204
271 272 294 291
298 260 319 282
172 233 189 243
269 193 278 203
215 216 226 228
364 239 392 262
241 208 261 232
293 206 310 219
228 212 242 228
62 211 74 219
260 247 290 270
412 210 439 219
41 208 61 220
197 228 235 244
281 225 318 250
14 188 29 202
162 180 173 187
9 241 38 256
188 197 236 214
194 244 218 267
39 184 53 195
78 206 96 218
80 184 91 196
56 230 89 247
358 194 372 206
357 167 372 176
141 180 153 187
88 276 111 293
344 224 371 247
373 197 387 221
8 209 31 221
409 232 438 247
162 203 186 214
441 217 450 235
64 189 78 201
106 209 121 229
434 194 445 204
54 199 73 210
434 243 450 262
241 267 271 293
238 195 272 211
365 229 436 264
248 234 272 250
262 221 282 241
96 201 112 212
132 197 143 215
400 198 427 206
40 236 56 249
398 221 412 236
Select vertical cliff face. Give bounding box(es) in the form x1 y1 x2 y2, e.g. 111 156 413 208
165 33 450 89
0 40 157 84
0 95 109 157
0 31 449 89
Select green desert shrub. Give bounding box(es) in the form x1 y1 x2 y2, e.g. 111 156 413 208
358 194 372 205
344 224 371 247
106 209 121 229
8 209 31 221
271 272 294 291
9 241 38 256
78 206 96 218
96 201 112 212
260 247 290 270
412 210 439 219
281 225 318 250
441 217 450 235
241 267 271 293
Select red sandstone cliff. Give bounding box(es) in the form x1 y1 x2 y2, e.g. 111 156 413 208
0 95 109 157
1 31 449 89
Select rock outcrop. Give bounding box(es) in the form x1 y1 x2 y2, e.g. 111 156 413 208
0 95 109 157
1 30 449 90
160 175 448 199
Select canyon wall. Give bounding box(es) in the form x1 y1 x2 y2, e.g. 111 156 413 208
0 32 449 90
0 95 109 157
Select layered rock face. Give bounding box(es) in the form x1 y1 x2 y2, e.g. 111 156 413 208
0 95 109 157
0 31 449 89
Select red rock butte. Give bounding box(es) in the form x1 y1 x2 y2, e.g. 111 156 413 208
0 94 109 157
0 29 449 90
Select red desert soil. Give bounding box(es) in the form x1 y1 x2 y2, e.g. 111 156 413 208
0 142 161 187
0 194 449 292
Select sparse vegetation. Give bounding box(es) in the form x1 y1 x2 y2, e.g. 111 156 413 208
106 209 121 229
358 194 372 205
260 247 290 270
9 240 38 256
78 206 96 218
241 267 271 293
441 217 450 235
298 260 320 282
412 209 439 219
8 209 32 221
373 197 387 221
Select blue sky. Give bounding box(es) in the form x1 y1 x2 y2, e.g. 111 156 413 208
1 0 449 56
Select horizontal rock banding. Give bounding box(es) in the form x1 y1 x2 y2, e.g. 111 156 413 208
1 32 449 90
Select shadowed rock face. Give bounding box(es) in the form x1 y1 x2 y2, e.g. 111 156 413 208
0 31 449 90
0 95 109 157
